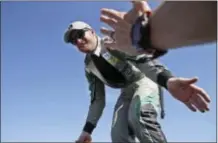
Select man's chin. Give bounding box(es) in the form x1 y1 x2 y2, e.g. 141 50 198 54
79 48 92 53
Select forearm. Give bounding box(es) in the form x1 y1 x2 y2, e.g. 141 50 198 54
83 72 106 134
156 67 174 89
132 1 216 55
83 98 105 134
150 1 216 50
137 59 174 89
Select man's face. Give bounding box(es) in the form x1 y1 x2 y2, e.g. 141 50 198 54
69 28 97 53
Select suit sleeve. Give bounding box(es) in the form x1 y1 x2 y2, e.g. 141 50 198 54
83 71 106 134
136 59 174 89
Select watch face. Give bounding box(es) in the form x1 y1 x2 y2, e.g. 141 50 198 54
132 22 141 44
131 14 151 52
131 14 150 51
132 20 144 51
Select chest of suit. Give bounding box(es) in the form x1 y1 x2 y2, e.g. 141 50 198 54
85 48 144 88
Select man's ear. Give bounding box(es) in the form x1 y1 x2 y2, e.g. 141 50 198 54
91 29 95 34
91 29 97 36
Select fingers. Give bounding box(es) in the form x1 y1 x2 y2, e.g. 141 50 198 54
100 15 117 29
184 78 211 111
188 91 210 113
185 102 197 112
191 85 210 111
131 0 151 12
104 42 116 49
191 97 207 113
100 27 114 37
174 76 211 113
196 94 210 111
184 94 205 112
193 85 211 103
101 8 123 21
76 138 91 143
84 139 91 143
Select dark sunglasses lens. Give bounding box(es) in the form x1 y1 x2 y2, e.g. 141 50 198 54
77 30 85 39
70 30 85 44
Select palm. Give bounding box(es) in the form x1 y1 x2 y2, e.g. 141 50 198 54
167 77 210 112
100 9 138 55
100 1 148 53
170 82 192 102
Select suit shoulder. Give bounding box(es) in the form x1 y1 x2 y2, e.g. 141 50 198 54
84 54 92 65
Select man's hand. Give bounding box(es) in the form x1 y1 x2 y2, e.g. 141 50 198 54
167 77 211 112
100 1 149 56
100 8 134 54
76 131 92 143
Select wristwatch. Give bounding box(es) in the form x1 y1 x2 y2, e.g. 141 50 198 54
131 13 168 59
131 13 149 51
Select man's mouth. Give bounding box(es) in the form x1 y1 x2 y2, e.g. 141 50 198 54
78 44 86 49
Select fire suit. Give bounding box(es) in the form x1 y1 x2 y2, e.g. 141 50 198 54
82 36 173 143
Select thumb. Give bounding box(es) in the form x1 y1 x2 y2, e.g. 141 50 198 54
125 1 148 24
181 77 198 85
104 42 116 50
131 1 151 13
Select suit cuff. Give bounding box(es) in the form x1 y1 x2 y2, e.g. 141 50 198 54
157 70 174 89
83 122 96 134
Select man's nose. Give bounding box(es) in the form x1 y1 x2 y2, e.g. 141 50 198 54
76 38 83 44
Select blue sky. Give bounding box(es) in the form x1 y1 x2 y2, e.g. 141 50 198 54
1 1 217 142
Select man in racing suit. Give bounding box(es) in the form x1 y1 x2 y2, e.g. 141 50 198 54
63 21 209 143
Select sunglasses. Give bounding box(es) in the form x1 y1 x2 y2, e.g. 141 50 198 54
69 28 90 45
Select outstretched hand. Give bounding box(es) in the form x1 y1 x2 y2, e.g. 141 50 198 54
167 77 211 112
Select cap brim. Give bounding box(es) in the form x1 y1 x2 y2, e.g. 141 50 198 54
64 29 73 43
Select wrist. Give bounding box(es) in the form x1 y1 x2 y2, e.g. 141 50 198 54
131 14 149 52
157 70 174 89
82 131 91 136
131 14 168 59
166 77 177 89
83 122 96 134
